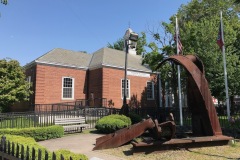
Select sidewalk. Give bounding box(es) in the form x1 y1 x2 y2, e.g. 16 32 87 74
38 133 125 160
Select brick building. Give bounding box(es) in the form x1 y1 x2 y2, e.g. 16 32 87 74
24 47 157 110
23 32 158 110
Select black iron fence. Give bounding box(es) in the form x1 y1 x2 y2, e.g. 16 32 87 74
129 107 191 125
0 136 83 160
32 98 108 112
0 104 239 130
129 106 240 128
0 107 120 129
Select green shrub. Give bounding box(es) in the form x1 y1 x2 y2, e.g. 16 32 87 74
95 114 131 133
0 134 88 160
0 134 49 160
106 114 131 126
0 125 64 141
55 149 88 160
128 112 142 124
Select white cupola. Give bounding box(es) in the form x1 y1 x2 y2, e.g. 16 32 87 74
123 28 138 55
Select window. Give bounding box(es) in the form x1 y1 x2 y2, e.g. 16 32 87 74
62 77 74 99
26 76 31 88
147 81 154 100
121 79 130 99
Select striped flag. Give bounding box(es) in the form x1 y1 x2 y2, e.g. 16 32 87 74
217 23 224 50
174 34 183 54
175 17 183 54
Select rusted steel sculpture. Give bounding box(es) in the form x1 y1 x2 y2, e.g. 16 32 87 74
93 116 175 150
93 55 232 152
157 55 222 136
152 113 176 140
93 117 155 150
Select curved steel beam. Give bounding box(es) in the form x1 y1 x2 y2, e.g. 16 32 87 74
156 55 222 136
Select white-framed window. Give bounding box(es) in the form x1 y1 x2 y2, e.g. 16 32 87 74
121 79 130 99
26 76 31 88
62 77 74 100
147 81 154 100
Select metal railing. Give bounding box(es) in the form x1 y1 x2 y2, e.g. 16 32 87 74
0 107 120 129
0 104 239 130
32 98 108 112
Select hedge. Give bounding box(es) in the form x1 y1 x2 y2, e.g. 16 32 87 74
0 134 88 160
95 114 131 133
0 125 64 141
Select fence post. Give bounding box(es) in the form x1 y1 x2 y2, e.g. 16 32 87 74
45 150 48 160
38 149 42 160
52 152 56 160
11 142 14 156
34 112 37 127
7 141 10 154
26 146 30 160
16 144 20 158
21 145 24 160
1 136 6 152
11 112 14 128
32 147 36 160
60 154 64 160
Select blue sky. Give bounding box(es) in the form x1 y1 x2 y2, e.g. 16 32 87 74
0 0 189 66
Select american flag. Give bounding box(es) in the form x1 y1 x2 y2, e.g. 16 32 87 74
174 34 183 54
217 23 224 50
175 17 183 54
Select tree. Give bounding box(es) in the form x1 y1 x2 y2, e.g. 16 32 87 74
142 0 240 107
107 38 124 51
0 59 32 112
1 0 7 5
235 0 240 4
142 22 179 107
162 0 240 102
142 22 176 70
107 32 147 55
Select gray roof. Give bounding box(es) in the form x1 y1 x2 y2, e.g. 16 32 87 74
34 48 92 69
89 48 151 72
26 48 151 73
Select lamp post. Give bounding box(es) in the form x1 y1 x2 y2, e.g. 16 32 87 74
121 29 138 116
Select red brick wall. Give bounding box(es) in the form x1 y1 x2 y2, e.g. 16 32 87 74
24 63 157 109
88 68 103 106
34 64 87 104
101 67 157 109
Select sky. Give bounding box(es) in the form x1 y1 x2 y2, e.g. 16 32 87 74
0 0 190 66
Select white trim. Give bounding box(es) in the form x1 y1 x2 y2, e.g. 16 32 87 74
62 77 74 100
36 60 88 70
121 79 130 99
127 71 150 78
146 81 154 100
88 63 153 73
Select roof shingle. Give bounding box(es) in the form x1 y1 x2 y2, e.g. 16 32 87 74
26 47 151 73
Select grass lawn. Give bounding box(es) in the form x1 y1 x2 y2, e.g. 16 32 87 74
79 129 240 160
95 140 240 160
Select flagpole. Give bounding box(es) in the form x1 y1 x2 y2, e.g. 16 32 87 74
176 16 183 126
220 11 230 119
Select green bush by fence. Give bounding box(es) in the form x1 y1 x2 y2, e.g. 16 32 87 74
55 150 88 160
0 125 64 141
95 114 131 133
0 134 88 160
128 112 143 124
